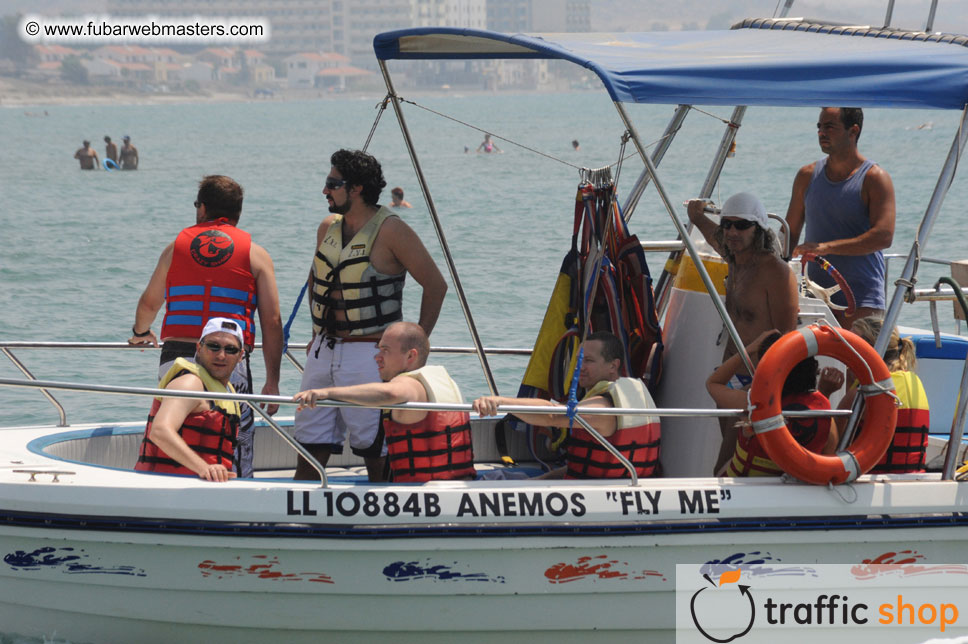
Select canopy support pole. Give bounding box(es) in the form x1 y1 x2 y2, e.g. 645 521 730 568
612 101 754 375
654 106 746 316
926 0 938 33
839 105 968 453
883 0 896 27
620 104 691 221
377 60 499 395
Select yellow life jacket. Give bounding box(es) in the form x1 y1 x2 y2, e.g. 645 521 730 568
311 207 406 336
159 358 240 418
401 365 464 403
583 377 658 429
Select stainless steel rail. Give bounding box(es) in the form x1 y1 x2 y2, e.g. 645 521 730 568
0 342 534 355
1 348 66 427
0 375 850 486
378 60 499 397
0 375 848 419
248 403 328 487
613 100 755 376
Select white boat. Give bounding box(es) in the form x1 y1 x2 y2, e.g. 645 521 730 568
4 18 968 643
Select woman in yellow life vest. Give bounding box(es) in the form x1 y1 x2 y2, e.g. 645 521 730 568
821 316 929 473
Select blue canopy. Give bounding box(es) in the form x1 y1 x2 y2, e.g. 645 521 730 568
373 21 968 110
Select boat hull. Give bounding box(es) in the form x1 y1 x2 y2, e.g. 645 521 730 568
2 511 968 642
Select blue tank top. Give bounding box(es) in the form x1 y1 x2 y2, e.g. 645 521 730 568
804 157 885 310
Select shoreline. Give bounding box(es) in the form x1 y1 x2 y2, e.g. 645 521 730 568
0 76 592 108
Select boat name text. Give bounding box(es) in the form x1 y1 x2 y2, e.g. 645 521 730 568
286 487 730 518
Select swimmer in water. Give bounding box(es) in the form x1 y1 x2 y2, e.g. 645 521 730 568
476 133 502 154
390 187 412 208
74 140 100 170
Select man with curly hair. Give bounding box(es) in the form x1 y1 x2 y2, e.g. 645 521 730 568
687 192 798 351
294 149 447 482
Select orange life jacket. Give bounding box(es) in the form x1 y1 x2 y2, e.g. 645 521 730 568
728 390 831 477
135 359 239 475
564 378 660 479
161 220 256 347
869 371 929 474
383 366 475 482
385 410 476 482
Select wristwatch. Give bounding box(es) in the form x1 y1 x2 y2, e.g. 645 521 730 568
131 326 151 337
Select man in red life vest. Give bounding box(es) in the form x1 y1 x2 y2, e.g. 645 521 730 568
127 175 283 479
293 321 474 483
473 331 660 479
135 318 245 482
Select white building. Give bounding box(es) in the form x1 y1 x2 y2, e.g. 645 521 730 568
284 52 350 88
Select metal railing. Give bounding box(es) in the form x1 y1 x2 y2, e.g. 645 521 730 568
0 373 851 487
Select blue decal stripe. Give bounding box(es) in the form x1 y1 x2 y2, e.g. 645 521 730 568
0 509 965 540
209 302 246 316
168 285 205 297
165 315 203 327
210 286 249 301
167 301 204 312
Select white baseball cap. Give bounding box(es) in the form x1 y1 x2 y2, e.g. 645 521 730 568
200 317 244 347
720 192 769 229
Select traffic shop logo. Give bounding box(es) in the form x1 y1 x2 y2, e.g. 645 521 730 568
690 570 755 642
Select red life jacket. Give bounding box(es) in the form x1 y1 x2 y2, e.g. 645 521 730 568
870 371 929 474
384 410 476 482
135 360 239 475
727 390 831 477
161 220 257 347
564 378 661 479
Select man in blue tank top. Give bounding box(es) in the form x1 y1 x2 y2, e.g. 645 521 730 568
785 107 896 327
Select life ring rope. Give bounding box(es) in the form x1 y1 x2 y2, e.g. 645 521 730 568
748 323 898 485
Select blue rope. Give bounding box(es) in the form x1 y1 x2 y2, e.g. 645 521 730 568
282 281 309 354
566 346 584 429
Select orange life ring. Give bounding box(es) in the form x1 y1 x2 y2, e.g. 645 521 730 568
748 325 897 485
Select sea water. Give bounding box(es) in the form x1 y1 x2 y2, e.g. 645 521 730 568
1 92 966 428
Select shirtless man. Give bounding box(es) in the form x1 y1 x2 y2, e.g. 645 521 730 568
687 192 799 472
104 136 118 165
688 193 799 349
785 107 896 327
119 135 139 170
74 140 99 170
293 149 447 482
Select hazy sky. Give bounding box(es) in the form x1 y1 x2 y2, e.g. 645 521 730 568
2 0 966 35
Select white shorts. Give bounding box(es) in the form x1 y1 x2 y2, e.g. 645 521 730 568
292 335 386 457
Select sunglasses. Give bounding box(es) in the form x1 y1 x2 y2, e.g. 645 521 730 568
193 200 202 208
324 177 347 191
719 218 756 231
201 341 241 355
